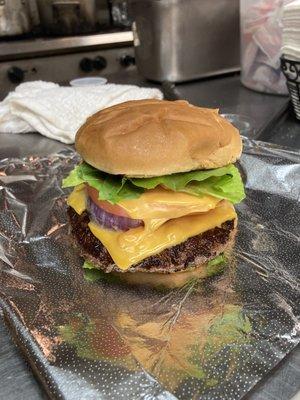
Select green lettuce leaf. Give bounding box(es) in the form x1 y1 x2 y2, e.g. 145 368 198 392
207 253 227 267
62 162 245 204
83 260 121 284
206 253 228 277
83 260 102 282
130 164 245 204
62 163 144 203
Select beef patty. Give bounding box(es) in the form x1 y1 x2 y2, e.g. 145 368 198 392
68 207 236 274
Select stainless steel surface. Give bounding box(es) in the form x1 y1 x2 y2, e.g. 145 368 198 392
169 75 290 138
37 0 97 36
245 346 300 400
0 315 48 400
131 0 240 82
0 0 32 36
28 0 40 26
259 104 300 149
0 46 135 93
0 31 133 60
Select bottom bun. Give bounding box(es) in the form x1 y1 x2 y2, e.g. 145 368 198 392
105 253 233 289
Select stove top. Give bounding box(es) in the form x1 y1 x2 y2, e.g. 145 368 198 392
0 31 135 95
0 31 133 61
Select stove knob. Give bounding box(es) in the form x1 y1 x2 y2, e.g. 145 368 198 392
120 55 135 68
7 66 25 84
93 56 107 71
79 57 93 72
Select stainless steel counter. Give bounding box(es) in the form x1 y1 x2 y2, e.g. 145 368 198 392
0 71 299 400
163 75 291 138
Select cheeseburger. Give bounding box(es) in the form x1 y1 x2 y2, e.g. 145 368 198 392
63 99 245 287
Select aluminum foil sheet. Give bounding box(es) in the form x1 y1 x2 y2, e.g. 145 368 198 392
0 138 299 400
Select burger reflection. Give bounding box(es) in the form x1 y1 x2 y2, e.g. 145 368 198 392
54 267 252 394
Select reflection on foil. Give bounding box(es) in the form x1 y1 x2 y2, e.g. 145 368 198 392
0 139 299 400
55 271 252 395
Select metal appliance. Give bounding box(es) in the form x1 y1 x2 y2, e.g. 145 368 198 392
0 0 32 37
109 0 132 28
36 0 98 36
0 31 136 94
131 0 240 82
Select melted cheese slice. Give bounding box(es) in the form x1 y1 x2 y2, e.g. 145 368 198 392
67 185 221 219
67 185 236 270
67 184 86 214
118 188 220 219
88 201 236 270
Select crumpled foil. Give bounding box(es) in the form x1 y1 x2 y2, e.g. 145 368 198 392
0 138 299 400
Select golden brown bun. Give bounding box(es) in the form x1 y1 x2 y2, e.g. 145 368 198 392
75 99 242 177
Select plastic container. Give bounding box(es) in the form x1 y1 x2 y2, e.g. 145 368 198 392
281 57 300 119
69 77 107 87
240 0 292 95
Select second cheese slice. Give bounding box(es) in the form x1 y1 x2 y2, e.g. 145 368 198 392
88 201 236 270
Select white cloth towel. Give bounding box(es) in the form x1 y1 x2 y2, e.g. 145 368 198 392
282 0 300 60
0 81 163 144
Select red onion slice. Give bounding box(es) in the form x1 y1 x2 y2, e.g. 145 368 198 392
88 198 144 231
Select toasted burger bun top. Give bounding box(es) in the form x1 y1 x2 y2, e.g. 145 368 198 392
75 99 242 177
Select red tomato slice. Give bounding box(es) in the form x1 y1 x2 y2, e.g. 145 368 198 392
86 185 129 217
